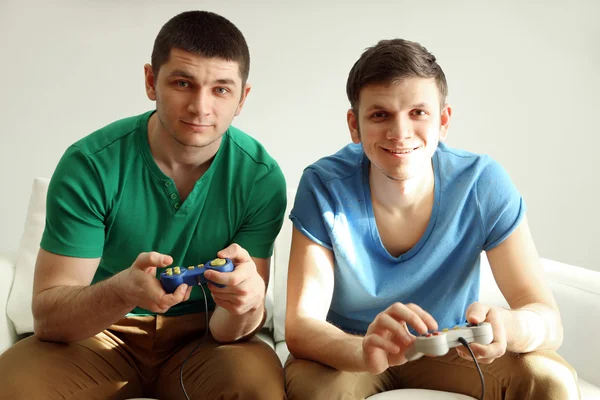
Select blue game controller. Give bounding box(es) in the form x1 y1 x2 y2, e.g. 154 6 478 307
159 258 234 294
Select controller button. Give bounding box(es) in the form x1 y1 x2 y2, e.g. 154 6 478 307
187 266 195 270
442 328 449 332
210 258 227 266
453 326 460 330
174 266 181 275
166 268 173 276
433 332 440 336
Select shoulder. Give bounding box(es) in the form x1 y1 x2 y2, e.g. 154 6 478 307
436 142 508 183
72 111 150 156
226 125 282 174
303 143 364 184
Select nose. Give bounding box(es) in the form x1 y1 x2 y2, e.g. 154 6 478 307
387 114 413 141
187 88 212 116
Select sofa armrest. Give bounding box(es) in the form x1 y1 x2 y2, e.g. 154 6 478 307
0 252 18 355
480 254 600 387
542 258 600 388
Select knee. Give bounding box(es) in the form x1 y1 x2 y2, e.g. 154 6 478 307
285 357 356 400
228 361 285 400
507 351 580 399
207 340 286 400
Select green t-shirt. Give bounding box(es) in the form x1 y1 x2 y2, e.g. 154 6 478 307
40 110 287 316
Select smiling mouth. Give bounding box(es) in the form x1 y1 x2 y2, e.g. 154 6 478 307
384 146 420 154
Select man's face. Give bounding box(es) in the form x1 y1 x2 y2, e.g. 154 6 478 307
144 48 250 148
347 77 451 182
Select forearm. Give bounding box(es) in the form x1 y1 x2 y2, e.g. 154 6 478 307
209 304 266 343
32 274 133 343
503 303 563 353
287 316 366 372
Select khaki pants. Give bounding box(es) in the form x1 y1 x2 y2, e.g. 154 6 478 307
0 313 286 400
285 349 580 400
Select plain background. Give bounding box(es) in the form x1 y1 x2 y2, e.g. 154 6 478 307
1 0 598 271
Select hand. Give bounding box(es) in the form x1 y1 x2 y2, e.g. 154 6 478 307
116 252 193 314
204 243 265 315
457 302 508 364
362 303 438 374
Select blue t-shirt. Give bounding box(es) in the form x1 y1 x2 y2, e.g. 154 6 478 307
290 142 525 335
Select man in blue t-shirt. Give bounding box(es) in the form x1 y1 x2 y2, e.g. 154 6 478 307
284 39 579 399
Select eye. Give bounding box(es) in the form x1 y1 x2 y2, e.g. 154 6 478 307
175 80 190 88
370 111 388 119
411 109 428 117
215 87 229 95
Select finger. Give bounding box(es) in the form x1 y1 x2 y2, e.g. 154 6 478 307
183 285 193 301
216 243 251 264
405 303 438 332
467 342 503 359
205 268 248 287
158 284 189 308
371 313 408 337
210 291 243 306
364 333 400 354
465 302 489 325
487 307 507 348
386 303 430 335
134 252 173 270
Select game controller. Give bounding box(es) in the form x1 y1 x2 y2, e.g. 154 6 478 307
404 322 493 361
159 257 234 294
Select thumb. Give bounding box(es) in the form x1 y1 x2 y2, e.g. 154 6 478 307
133 251 173 270
465 302 489 324
216 243 250 264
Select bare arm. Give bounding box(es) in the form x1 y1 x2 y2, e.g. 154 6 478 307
486 216 563 353
207 245 269 343
285 227 367 371
32 249 191 343
285 227 439 373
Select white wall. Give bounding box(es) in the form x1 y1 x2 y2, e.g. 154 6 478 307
1 0 598 271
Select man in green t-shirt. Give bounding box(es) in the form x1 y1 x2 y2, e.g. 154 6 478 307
0 10 287 400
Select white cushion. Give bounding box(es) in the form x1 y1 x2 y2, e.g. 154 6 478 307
579 378 600 399
7 177 49 334
0 252 18 353
367 389 476 399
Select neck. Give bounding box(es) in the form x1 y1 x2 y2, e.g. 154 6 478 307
147 113 221 171
370 163 435 214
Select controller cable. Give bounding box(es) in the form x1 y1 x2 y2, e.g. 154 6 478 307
457 337 485 400
179 284 209 400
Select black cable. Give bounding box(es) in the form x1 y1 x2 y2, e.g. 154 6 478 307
179 284 209 400
457 337 485 400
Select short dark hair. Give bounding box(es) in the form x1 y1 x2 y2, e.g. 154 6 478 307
151 10 250 85
346 39 448 111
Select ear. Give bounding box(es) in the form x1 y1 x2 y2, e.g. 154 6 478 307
235 83 252 116
439 104 452 141
347 109 361 144
144 64 157 101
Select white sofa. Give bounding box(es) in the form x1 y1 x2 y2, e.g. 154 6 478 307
1 178 600 399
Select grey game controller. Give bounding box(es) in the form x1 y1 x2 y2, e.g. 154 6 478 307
404 322 493 361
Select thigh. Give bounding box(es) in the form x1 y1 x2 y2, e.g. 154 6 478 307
156 334 285 400
284 355 392 400
389 349 580 400
0 334 143 400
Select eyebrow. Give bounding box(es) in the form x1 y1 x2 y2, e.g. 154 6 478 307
365 102 432 112
167 70 236 86
168 69 194 79
411 102 432 108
